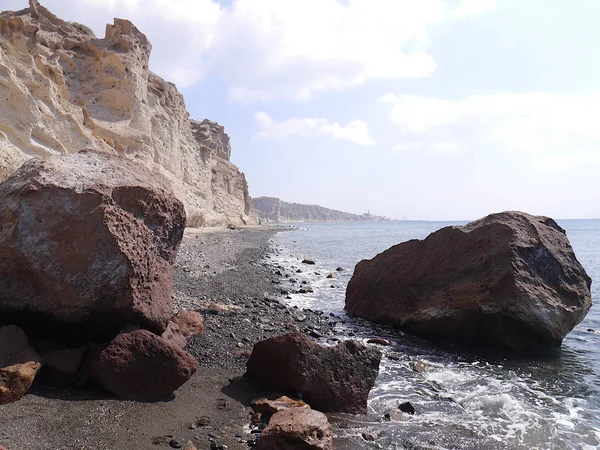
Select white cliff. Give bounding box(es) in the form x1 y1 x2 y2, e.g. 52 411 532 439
0 0 257 226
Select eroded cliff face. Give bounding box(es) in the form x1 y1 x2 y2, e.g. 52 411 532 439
0 1 257 226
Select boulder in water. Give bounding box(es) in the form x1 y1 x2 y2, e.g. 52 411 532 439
345 211 592 350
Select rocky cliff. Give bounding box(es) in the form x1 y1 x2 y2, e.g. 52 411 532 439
0 0 257 226
253 197 387 223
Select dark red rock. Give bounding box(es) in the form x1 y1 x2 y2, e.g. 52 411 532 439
38 345 86 387
91 329 197 400
161 321 188 349
367 338 392 346
346 211 592 350
0 150 186 339
246 333 381 413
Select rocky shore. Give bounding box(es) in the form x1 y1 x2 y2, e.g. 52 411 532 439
0 226 345 450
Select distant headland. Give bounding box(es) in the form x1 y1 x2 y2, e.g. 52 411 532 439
253 196 389 223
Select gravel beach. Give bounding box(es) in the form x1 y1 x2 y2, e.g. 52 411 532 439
0 226 340 450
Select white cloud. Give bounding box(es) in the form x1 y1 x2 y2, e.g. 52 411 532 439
382 92 600 170
13 0 497 100
253 112 376 146
451 0 498 18
211 0 497 101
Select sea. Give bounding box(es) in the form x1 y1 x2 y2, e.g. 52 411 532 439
266 219 600 450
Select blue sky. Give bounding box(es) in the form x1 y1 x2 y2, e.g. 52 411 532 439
4 0 600 220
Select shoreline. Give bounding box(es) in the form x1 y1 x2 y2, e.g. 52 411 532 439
0 226 344 450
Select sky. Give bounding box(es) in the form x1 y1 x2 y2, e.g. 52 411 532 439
3 0 600 220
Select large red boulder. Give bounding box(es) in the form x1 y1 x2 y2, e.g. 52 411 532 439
346 211 592 350
0 325 42 405
0 150 186 338
246 333 381 413
91 329 197 400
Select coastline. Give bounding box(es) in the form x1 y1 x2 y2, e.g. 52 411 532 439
0 226 341 450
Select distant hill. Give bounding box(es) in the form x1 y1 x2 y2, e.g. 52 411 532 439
253 197 388 223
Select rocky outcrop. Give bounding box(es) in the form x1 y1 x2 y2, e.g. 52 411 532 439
190 119 231 161
0 1 257 227
246 332 381 413
257 408 333 450
91 328 197 401
0 149 185 338
0 325 42 405
345 211 593 350
253 196 388 223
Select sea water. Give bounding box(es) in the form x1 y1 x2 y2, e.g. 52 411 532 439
267 220 600 450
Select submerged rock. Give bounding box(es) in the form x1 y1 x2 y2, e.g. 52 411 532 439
0 150 186 338
346 211 592 350
246 332 381 413
0 325 42 405
91 329 197 400
257 408 333 450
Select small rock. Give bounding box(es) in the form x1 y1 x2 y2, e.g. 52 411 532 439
399 401 416 414
367 338 392 346
410 360 427 373
172 310 204 337
383 410 405 421
251 395 310 420
362 432 376 441
207 431 222 440
257 408 332 450
197 416 210 426
336 267 344 271
302 259 316 265
227 223 236 230
326 273 334 279
169 439 183 449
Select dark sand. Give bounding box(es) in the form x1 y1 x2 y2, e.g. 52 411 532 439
0 226 339 450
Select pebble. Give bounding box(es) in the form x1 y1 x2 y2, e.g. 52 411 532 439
362 432 376 441
169 439 183 449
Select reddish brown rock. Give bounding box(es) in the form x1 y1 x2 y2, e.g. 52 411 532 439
0 325 42 405
251 396 310 420
171 310 204 337
38 346 86 387
91 329 197 400
367 338 392 346
257 408 333 450
161 321 188 349
0 150 186 338
346 211 593 350
246 333 381 413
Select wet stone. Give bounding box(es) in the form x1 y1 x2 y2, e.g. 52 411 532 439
399 401 416 414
